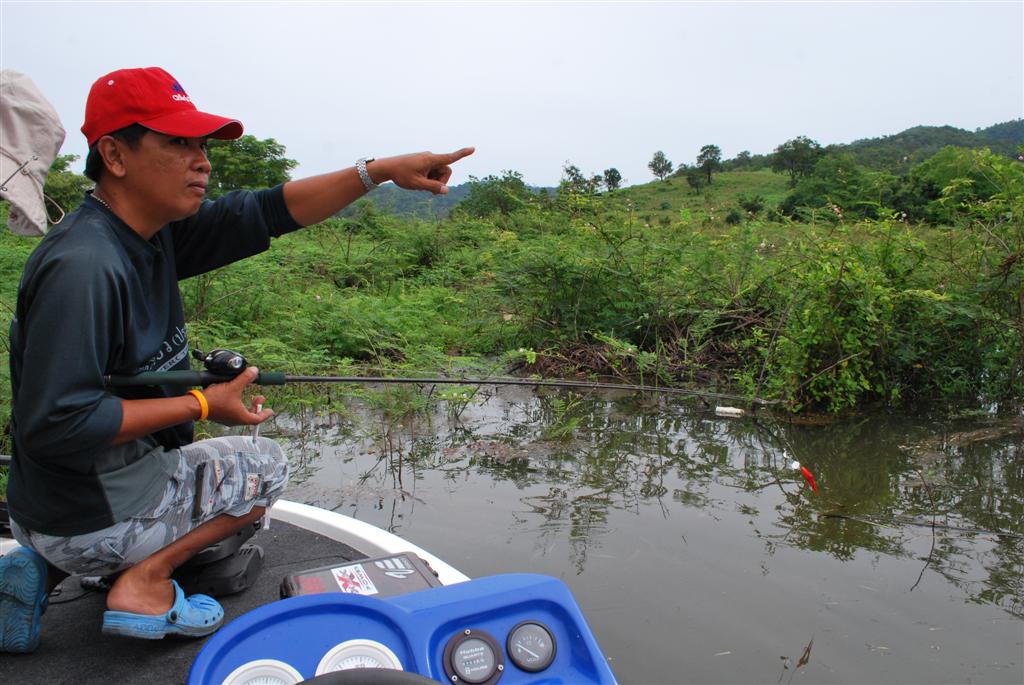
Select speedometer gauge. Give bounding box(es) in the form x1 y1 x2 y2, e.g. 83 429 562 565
221 659 304 685
316 639 404 673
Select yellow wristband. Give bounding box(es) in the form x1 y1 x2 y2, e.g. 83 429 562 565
188 389 209 421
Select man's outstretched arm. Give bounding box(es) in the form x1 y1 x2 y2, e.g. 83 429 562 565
281 147 475 227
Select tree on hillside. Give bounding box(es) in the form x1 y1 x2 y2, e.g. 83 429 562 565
560 161 600 194
722 150 772 172
648 151 673 181
458 170 533 217
43 154 92 220
771 136 823 187
683 165 706 193
206 135 298 199
563 162 587 191
732 151 753 169
603 168 622 191
697 144 722 184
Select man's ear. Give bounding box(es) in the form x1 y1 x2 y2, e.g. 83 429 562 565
96 135 128 179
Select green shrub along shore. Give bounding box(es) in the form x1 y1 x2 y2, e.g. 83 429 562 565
1 138 1022 471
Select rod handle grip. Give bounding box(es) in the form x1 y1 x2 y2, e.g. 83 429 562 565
107 371 215 387
107 370 288 387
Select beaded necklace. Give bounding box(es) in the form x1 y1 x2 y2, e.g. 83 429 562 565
91 191 114 213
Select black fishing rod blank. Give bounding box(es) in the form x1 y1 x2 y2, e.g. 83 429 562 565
103 348 778 406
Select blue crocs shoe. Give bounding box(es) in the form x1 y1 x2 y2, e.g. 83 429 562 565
0 546 49 653
102 579 224 640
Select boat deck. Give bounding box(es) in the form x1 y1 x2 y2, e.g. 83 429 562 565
0 520 365 685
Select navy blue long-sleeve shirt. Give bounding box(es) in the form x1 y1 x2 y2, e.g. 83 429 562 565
8 187 300 536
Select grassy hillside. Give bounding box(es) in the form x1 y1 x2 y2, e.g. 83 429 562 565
609 170 791 225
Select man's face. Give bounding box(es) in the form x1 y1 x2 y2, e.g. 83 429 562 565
119 131 211 222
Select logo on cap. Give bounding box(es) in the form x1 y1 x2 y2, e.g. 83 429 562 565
171 81 191 102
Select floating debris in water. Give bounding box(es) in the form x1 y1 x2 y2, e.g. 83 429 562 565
715 406 745 417
796 638 813 669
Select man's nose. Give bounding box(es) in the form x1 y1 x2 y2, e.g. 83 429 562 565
193 142 212 173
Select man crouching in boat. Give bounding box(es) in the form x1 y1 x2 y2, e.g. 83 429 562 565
0 66 474 652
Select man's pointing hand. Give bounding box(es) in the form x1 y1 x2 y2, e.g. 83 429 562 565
369 147 475 195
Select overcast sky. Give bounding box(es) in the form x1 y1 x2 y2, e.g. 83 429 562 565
2 1 1021 187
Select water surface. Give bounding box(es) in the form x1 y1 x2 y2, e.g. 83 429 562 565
273 386 1023 684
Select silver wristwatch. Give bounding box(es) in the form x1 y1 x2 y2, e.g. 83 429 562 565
356 157 380 191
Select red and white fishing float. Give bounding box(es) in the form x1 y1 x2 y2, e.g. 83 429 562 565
790 460 818 493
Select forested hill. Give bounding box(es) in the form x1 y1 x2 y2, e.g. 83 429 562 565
830 119 1023 171
339 181 557 220
338 182 471 219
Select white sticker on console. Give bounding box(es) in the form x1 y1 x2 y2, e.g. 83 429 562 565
331 563 379 595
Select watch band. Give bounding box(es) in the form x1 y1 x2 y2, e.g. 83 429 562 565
356 157 379 191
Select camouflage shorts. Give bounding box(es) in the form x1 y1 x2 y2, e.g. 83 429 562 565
10 436 289 576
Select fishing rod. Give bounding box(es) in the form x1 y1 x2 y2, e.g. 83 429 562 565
104 348 780 406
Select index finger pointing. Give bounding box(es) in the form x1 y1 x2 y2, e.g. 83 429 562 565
440 147 475 164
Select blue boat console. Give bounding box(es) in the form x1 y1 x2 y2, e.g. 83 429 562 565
189 573 617 684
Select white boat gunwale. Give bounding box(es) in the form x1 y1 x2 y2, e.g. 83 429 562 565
269 499 469 585
1 499 470 586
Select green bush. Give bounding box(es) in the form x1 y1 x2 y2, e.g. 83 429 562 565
780 153 898 220
737 194 765 215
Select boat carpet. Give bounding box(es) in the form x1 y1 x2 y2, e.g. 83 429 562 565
0 520 366 685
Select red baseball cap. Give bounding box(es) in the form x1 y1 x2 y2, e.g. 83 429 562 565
81 67 243 146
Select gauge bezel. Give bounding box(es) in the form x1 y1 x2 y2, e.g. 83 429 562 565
315 638 404 674
221 658 304 685
442 628 504 685
506 620 557 673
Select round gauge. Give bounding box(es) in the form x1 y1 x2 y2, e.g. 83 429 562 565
221 659 304 685
507 621 556 672
315 638 404 674
443 629 504 684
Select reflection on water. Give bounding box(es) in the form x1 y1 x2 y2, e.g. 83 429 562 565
273 386 1023 684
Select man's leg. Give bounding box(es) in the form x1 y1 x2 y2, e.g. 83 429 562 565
13 437 287 634
105 507 264 615
105 435 288 616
